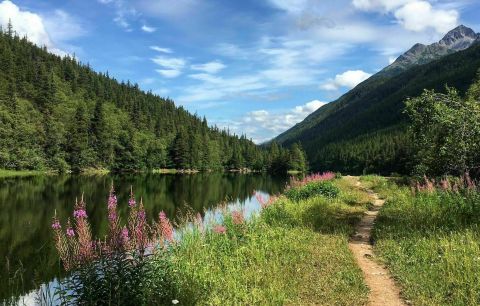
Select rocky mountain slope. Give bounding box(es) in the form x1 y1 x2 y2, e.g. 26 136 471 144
273 25 480 174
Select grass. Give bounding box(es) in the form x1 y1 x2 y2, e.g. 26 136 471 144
47 176 370 305
167 177 370 305
363 176 480 306
80 168 110 175
0 169 48 178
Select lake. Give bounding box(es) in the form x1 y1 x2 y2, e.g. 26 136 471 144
0 172 288 302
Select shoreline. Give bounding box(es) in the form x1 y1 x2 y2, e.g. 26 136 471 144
0 168 303 178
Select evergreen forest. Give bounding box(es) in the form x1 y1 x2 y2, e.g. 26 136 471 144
0 25 307 173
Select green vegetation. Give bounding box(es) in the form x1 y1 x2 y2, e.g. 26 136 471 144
284 181 339 201
405 77 480 176
363 176 480 306
0 169 46 178
173 176 369 304
50 175 370 305
275 41 480 175
0 26 307 174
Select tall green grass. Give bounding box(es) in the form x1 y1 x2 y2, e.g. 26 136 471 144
365 176 480 306
47 177 370 305
168 178 370 304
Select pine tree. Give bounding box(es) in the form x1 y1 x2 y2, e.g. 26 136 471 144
67 103 90 172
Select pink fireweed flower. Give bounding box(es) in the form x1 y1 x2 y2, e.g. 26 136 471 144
213 225 226 234
66 227 75 237
108 195 117 209
128 198 136 207
440 179 451 191
465 172 476 190
255 192 277 209
288 171 335 188
121 226 129 243
108 212 117 221
231 211 244 225
51 219 61 230
138 210 146 221
255 193 266 206
129 186 136 207
158 211 174 243
73 209 87 219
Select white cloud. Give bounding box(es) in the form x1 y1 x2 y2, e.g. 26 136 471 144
352 0 459 34
352 0 413 11
215 43 249 59
0 1 52 47
179 74 267 103
191 61 226 74
241 100 327 141
150 46 172 53
267 0 309 14
394 1 458 33
151 56 186 78
152 56 186 69
0 1 84 56
141 24 156 33
156 69 182 78
321 70 372 91
98 0 138 30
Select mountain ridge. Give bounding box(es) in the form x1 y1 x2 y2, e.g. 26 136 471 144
273 25 480 174
380 25 479 76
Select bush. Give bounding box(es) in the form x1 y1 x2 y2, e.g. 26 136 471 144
284 181 339 202
51 188 179 305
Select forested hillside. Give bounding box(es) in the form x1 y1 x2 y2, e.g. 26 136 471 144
275 37 480 175
0 26 306 173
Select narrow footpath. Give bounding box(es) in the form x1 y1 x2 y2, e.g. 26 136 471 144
348 178 406 306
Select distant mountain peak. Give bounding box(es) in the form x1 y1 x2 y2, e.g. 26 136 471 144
439 25 479 49
381 25 479 76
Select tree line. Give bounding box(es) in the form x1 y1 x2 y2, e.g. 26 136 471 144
0 25 307 173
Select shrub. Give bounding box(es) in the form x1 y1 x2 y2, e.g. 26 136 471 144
51 187 179 305
285 181 339 201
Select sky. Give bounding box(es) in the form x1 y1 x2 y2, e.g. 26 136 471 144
0 0 479 143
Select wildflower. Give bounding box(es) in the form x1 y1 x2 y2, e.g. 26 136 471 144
465 172 476 190
158 211 174 243
213 225 226 234
440 179 451 191
138 210 146 221
128 187 136 207
195 212 204 234
107 186 117 209
172 300 179 305
51 219 61 230
255 193 266 206
73 209 87 219
66 227 75 237
231 210 244 225
121 226 129 243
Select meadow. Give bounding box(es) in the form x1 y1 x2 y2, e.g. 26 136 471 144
362 175 480 306
45 173 371 305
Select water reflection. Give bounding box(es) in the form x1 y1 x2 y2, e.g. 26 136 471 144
0 173 287 301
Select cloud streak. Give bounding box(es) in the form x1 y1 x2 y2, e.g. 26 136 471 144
0 1 85 56
321 70 372 91
352 0 459 33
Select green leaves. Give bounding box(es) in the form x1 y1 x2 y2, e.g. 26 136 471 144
405 76 480 176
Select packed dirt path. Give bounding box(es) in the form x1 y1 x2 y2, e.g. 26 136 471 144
348 177 407 306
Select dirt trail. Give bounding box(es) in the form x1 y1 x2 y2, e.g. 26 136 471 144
348 178 406 306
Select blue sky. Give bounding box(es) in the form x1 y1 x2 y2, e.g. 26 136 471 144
1 0 479 143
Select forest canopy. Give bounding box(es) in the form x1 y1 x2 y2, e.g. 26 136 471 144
0 25 306 173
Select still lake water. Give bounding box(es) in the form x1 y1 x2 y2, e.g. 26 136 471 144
0 172 288 302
